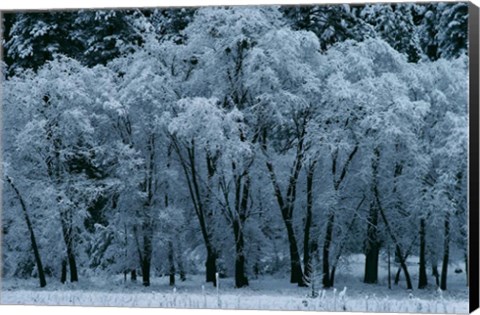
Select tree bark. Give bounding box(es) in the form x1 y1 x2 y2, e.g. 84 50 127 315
330 196 365 287
205 249 217 285
234 173 251 288
364 202 380 284
204 151 218 285
67 245 78 282
394 240 417 286
139 226 152 287
263 116 310 287
131 269 137 281
330 266 336 287
388 245 391 289
322 145 359 288
418 218 428 289
386 241 413 290
372 149 412 290
233 219 249 288
142 135 155 287
141 259 151 287
168 241 175 286
205 247 217 284
432 263 439 287
141 224 152 287
5 176 47 288
180 266 187 282
61 259 67 284
59 215 78 283
365 147 380 284
266 160 305 286
395 245 413 290
303 161 316 283
395 266 401 285
165 148 186 284
364 245 379 284
171 138 217 286
376 190 412 289
322 212 334 288
440 212 450 290
285 220 305 286
177 249 187 281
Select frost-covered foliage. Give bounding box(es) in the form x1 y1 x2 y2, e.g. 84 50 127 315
417 3 469 60
2 10 144 73
1 3 468 313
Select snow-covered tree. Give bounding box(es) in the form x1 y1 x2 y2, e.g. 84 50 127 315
360 4 422 62
3 56 118 283
282 4 374 51
416 2 469 60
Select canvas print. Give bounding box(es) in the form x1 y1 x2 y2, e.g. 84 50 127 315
0 1 476 313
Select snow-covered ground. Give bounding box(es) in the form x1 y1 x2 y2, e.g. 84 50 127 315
0 255 469 313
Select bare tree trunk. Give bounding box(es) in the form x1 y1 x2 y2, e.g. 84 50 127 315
395 266 401 285
396 245 413 289
394 241 416 286
322 212 334 288
141 259 150 287
364 202 380 284
373 149 412 290
134 219 153 287
390 246 413 289
131 269 137 282
285 220 305 286
66 244 78 282
364 245 379 284
376 192 412 289
205 249 217 285
233 219 249 288
330 196 365 287
263 117 310 287
303 161 316 283
204 151 218 286
59 210 78 283
432 263 439 287
418 218 428 289
365 147 380 284
165 146 186 284
330 266 337 287
323 145 358 288
61 259 67 284
233 173 251 288
5 176 47 288
266 160 305 286
141 230 152 287
179 265 186 282
168 241 175 286
176 248 187 281
171 138 217 286
440 212 450 290
142 135 155 287
388 245 391 289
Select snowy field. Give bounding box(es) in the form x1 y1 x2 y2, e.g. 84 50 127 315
1 255 469 313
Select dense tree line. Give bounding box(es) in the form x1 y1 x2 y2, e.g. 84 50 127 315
2 3 468 72
1 4 468 292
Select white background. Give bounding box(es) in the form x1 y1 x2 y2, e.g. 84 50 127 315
0 1 479 315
